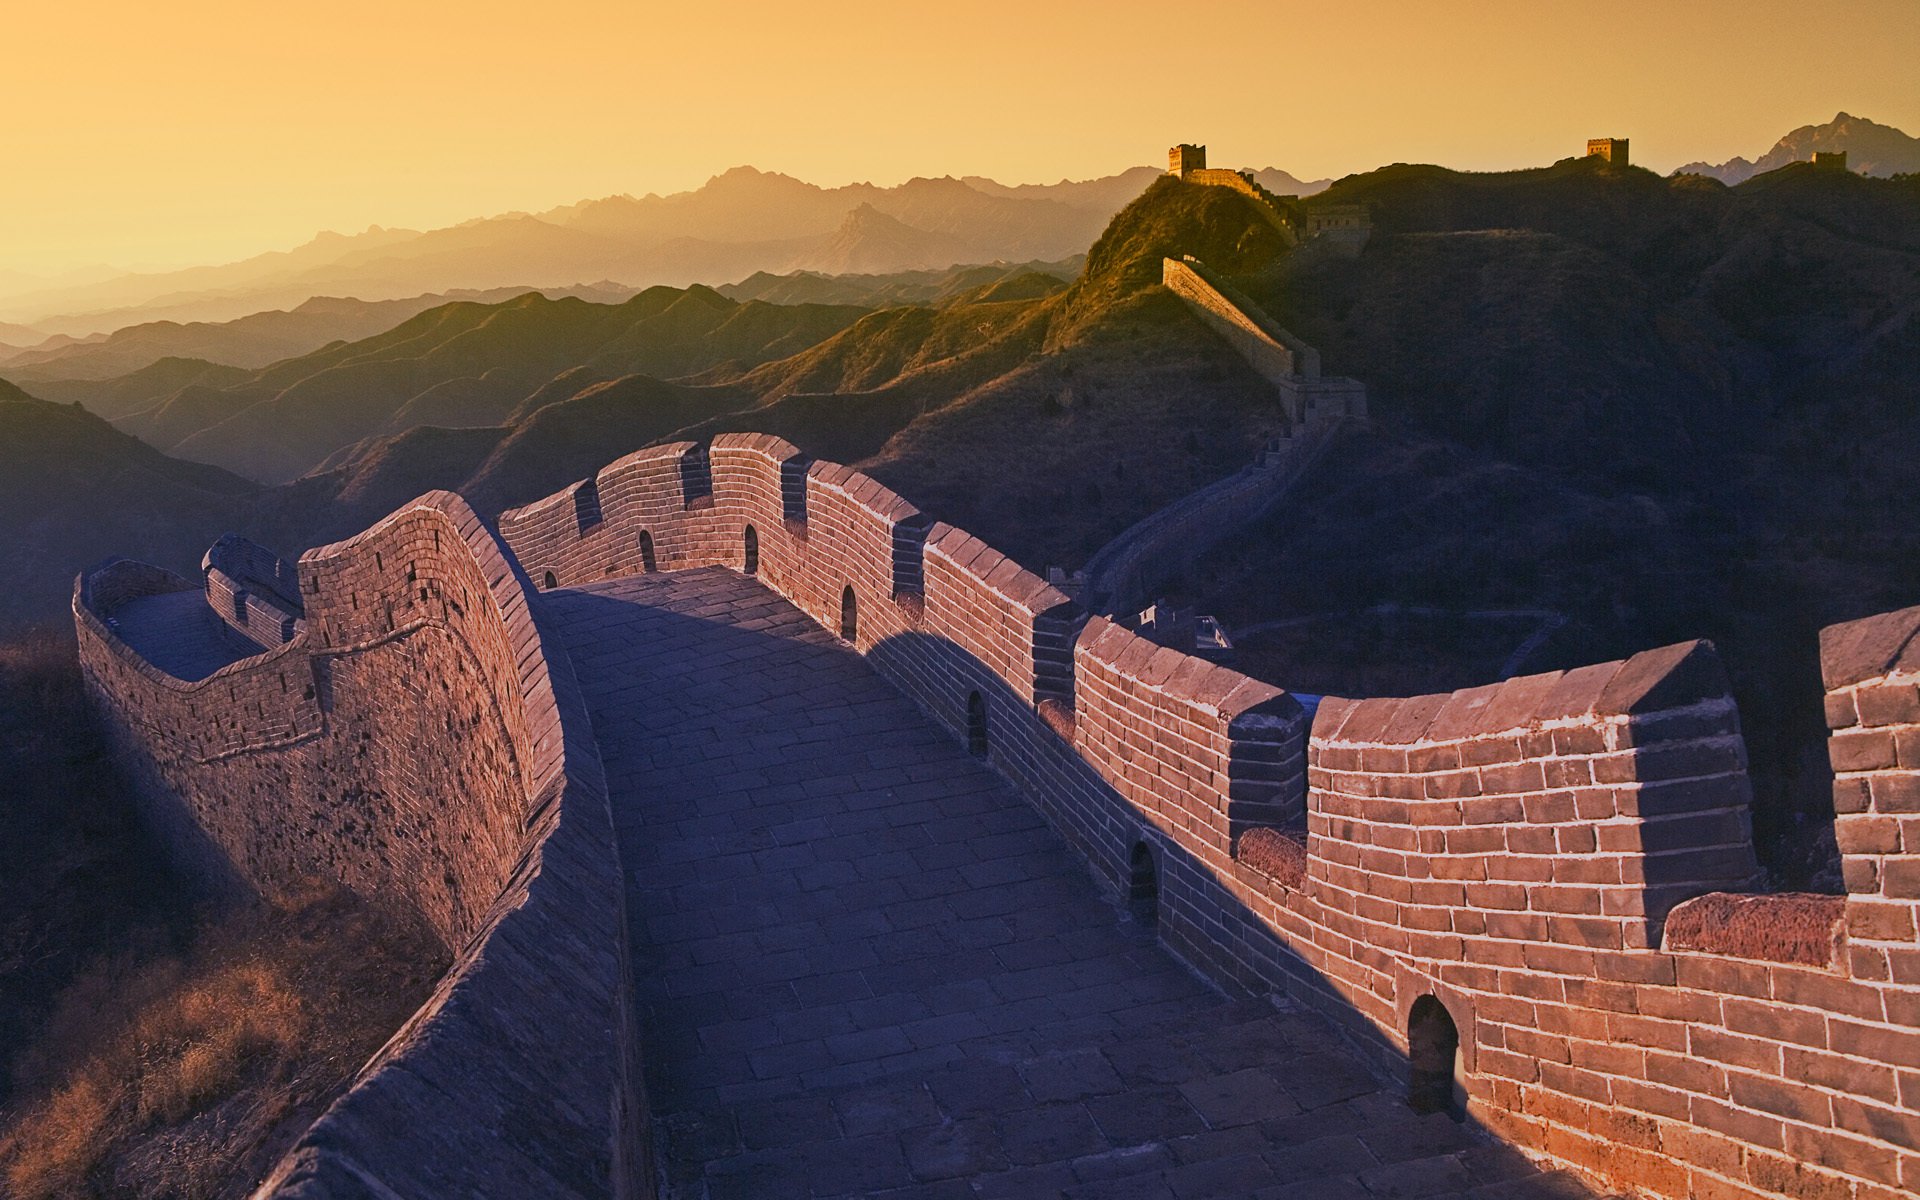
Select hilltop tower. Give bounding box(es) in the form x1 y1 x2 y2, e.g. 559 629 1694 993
1168 143 1206 177
1585 137 1629 165
1813 149 1850 171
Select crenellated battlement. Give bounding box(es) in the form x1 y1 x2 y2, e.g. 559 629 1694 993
75 434 1920 1200
74 494 644 1199
494 437 1920 1200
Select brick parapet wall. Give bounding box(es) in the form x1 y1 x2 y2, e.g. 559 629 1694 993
79 563 322 766
1073 615 1308 859
76 493 645 1198
1163 255 1319 380
203 534 305 648
496 440 1920 1200
1822 605 1920 989
1306 641 1762 954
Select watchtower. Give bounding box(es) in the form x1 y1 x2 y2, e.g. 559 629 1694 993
1585 137 1629 166
1169 143 1207 177
1813 150 1849 171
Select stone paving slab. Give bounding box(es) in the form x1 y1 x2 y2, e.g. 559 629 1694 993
110 588 266 681
545 568 1600 1200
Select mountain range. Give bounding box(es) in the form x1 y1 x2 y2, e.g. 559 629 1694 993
2 135 1917 887
1673 111 1920 183
0 166 1330 337
30 287 871 485
0 285 639 381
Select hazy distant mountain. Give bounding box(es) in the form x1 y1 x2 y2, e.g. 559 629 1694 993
0 285 638 382
0 332 105 366
0 166 1186 337
719 259 1081 307
1673 112 1919 183
1248 168 1334 197
787 205 978 275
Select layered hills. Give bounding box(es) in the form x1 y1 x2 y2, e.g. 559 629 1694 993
0 382 259 623
1 164 1317 337
3 155 1916 888
31 288 867 484
0 285 637 381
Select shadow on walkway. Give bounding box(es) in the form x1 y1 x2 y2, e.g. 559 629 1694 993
545 568 1599 1200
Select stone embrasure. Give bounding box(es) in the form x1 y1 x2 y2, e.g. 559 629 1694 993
546 567 1585 1198
74 432 1920 1200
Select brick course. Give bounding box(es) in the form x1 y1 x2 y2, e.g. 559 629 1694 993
496 440 1920 1200
77 438 1920 1200
76 493 643 1199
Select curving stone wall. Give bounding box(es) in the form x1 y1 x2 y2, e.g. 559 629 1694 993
75 493 644 1199
73 429 1917 1200
502 436 1919 1200
1161 255 1369 424
1078 423 1339 616
1164 254 1320 379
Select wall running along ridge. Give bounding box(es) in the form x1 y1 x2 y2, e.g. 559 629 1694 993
74 495 644 1198
1160 255 1369 426
1075 255 1367 615
1178 168 1303 240
1078 426 1340 617
499 435 1918 1200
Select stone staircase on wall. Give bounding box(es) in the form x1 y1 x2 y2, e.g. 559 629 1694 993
1072 256 1368 616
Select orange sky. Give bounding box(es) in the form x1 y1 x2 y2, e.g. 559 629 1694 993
5 0 1915 276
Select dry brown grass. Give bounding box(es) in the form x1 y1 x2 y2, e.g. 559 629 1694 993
0 631 445 1198
0 633 441 1190
0 881 444 1200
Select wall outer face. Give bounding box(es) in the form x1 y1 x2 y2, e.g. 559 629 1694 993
1824 605 1920 985
1162 255 1316 381
76 493 645 1199
498 437 1920 1200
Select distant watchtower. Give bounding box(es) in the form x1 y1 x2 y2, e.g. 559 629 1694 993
1586 138 1629 166
1813 150 1850 171
1169 144 1207 177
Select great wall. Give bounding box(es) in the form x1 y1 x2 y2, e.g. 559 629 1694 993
67 155 1920 1200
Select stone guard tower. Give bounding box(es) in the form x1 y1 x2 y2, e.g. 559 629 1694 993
1585 137 1629 165
1813 150 1850 171
1169 143 1206 177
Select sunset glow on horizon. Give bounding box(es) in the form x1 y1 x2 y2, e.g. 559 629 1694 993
6 0 1916 276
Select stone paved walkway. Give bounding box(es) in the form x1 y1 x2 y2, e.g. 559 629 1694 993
110 589 265 681
545 568 1598 1200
